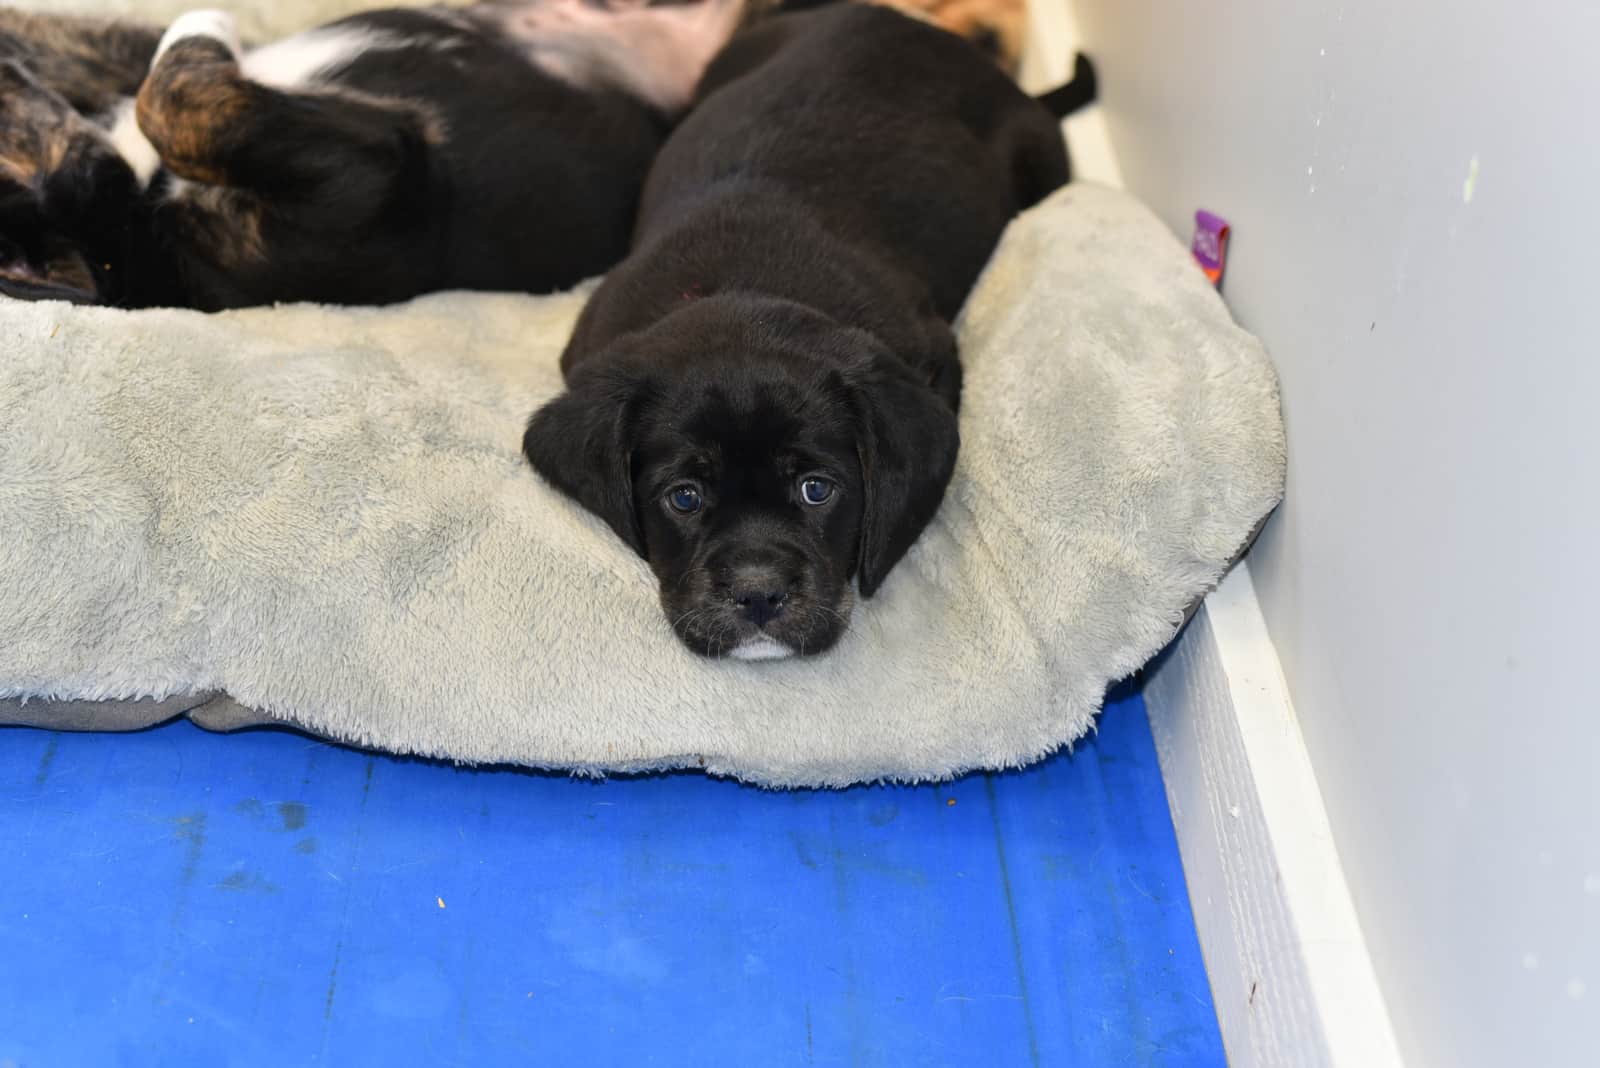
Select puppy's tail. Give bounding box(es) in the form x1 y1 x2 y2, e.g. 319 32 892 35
1035 53 1098 118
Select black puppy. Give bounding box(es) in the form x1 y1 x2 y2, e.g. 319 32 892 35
524 4 1095 659
0 2 742 309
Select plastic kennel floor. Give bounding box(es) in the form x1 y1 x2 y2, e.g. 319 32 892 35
0 685 1222 1065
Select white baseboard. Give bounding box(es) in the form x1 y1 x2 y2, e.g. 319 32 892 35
1019 0 1125 190
1027 6 1393 1058
1143 563 1404 1067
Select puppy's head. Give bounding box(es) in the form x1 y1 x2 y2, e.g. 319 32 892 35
0 161 136 306
524 295 959 659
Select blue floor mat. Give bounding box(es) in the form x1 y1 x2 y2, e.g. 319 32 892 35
0 687 1221 1066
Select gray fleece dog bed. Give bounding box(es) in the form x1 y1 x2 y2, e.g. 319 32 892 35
0 184 1285 786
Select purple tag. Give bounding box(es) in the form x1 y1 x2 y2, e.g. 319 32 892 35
1191 210 1230 285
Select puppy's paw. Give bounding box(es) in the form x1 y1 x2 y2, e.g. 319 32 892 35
153 10 243 68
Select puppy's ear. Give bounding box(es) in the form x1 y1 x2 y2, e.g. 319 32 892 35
0 270 100 304
523 363 650 557
850 355 961 597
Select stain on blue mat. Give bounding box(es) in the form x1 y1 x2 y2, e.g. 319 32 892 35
0 688 1221 1066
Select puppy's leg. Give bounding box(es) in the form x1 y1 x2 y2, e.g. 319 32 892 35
136 11 433 221
149 10 242 67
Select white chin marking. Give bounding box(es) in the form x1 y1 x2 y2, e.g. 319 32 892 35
153 10 243 66
729 637 795 662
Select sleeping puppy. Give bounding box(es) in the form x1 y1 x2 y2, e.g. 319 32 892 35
0 1 744 309
523 4 1095 659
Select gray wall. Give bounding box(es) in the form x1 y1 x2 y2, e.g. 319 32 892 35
1065 2 1599 1065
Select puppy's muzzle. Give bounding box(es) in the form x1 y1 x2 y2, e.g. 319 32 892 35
729 564 792 627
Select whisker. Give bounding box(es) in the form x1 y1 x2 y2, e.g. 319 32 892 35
672 565 714 592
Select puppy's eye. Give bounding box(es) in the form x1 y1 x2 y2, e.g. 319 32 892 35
667 484 703 514
799 477 835 506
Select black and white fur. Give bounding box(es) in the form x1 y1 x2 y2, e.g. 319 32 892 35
0 2 743 309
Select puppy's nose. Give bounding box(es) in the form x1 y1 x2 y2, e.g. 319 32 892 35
731 569 789 627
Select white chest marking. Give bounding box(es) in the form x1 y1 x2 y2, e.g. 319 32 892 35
105 99 160 189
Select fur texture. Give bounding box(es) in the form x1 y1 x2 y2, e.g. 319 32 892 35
0 1 739 309
525 5 1072 658
0 185 1285 786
